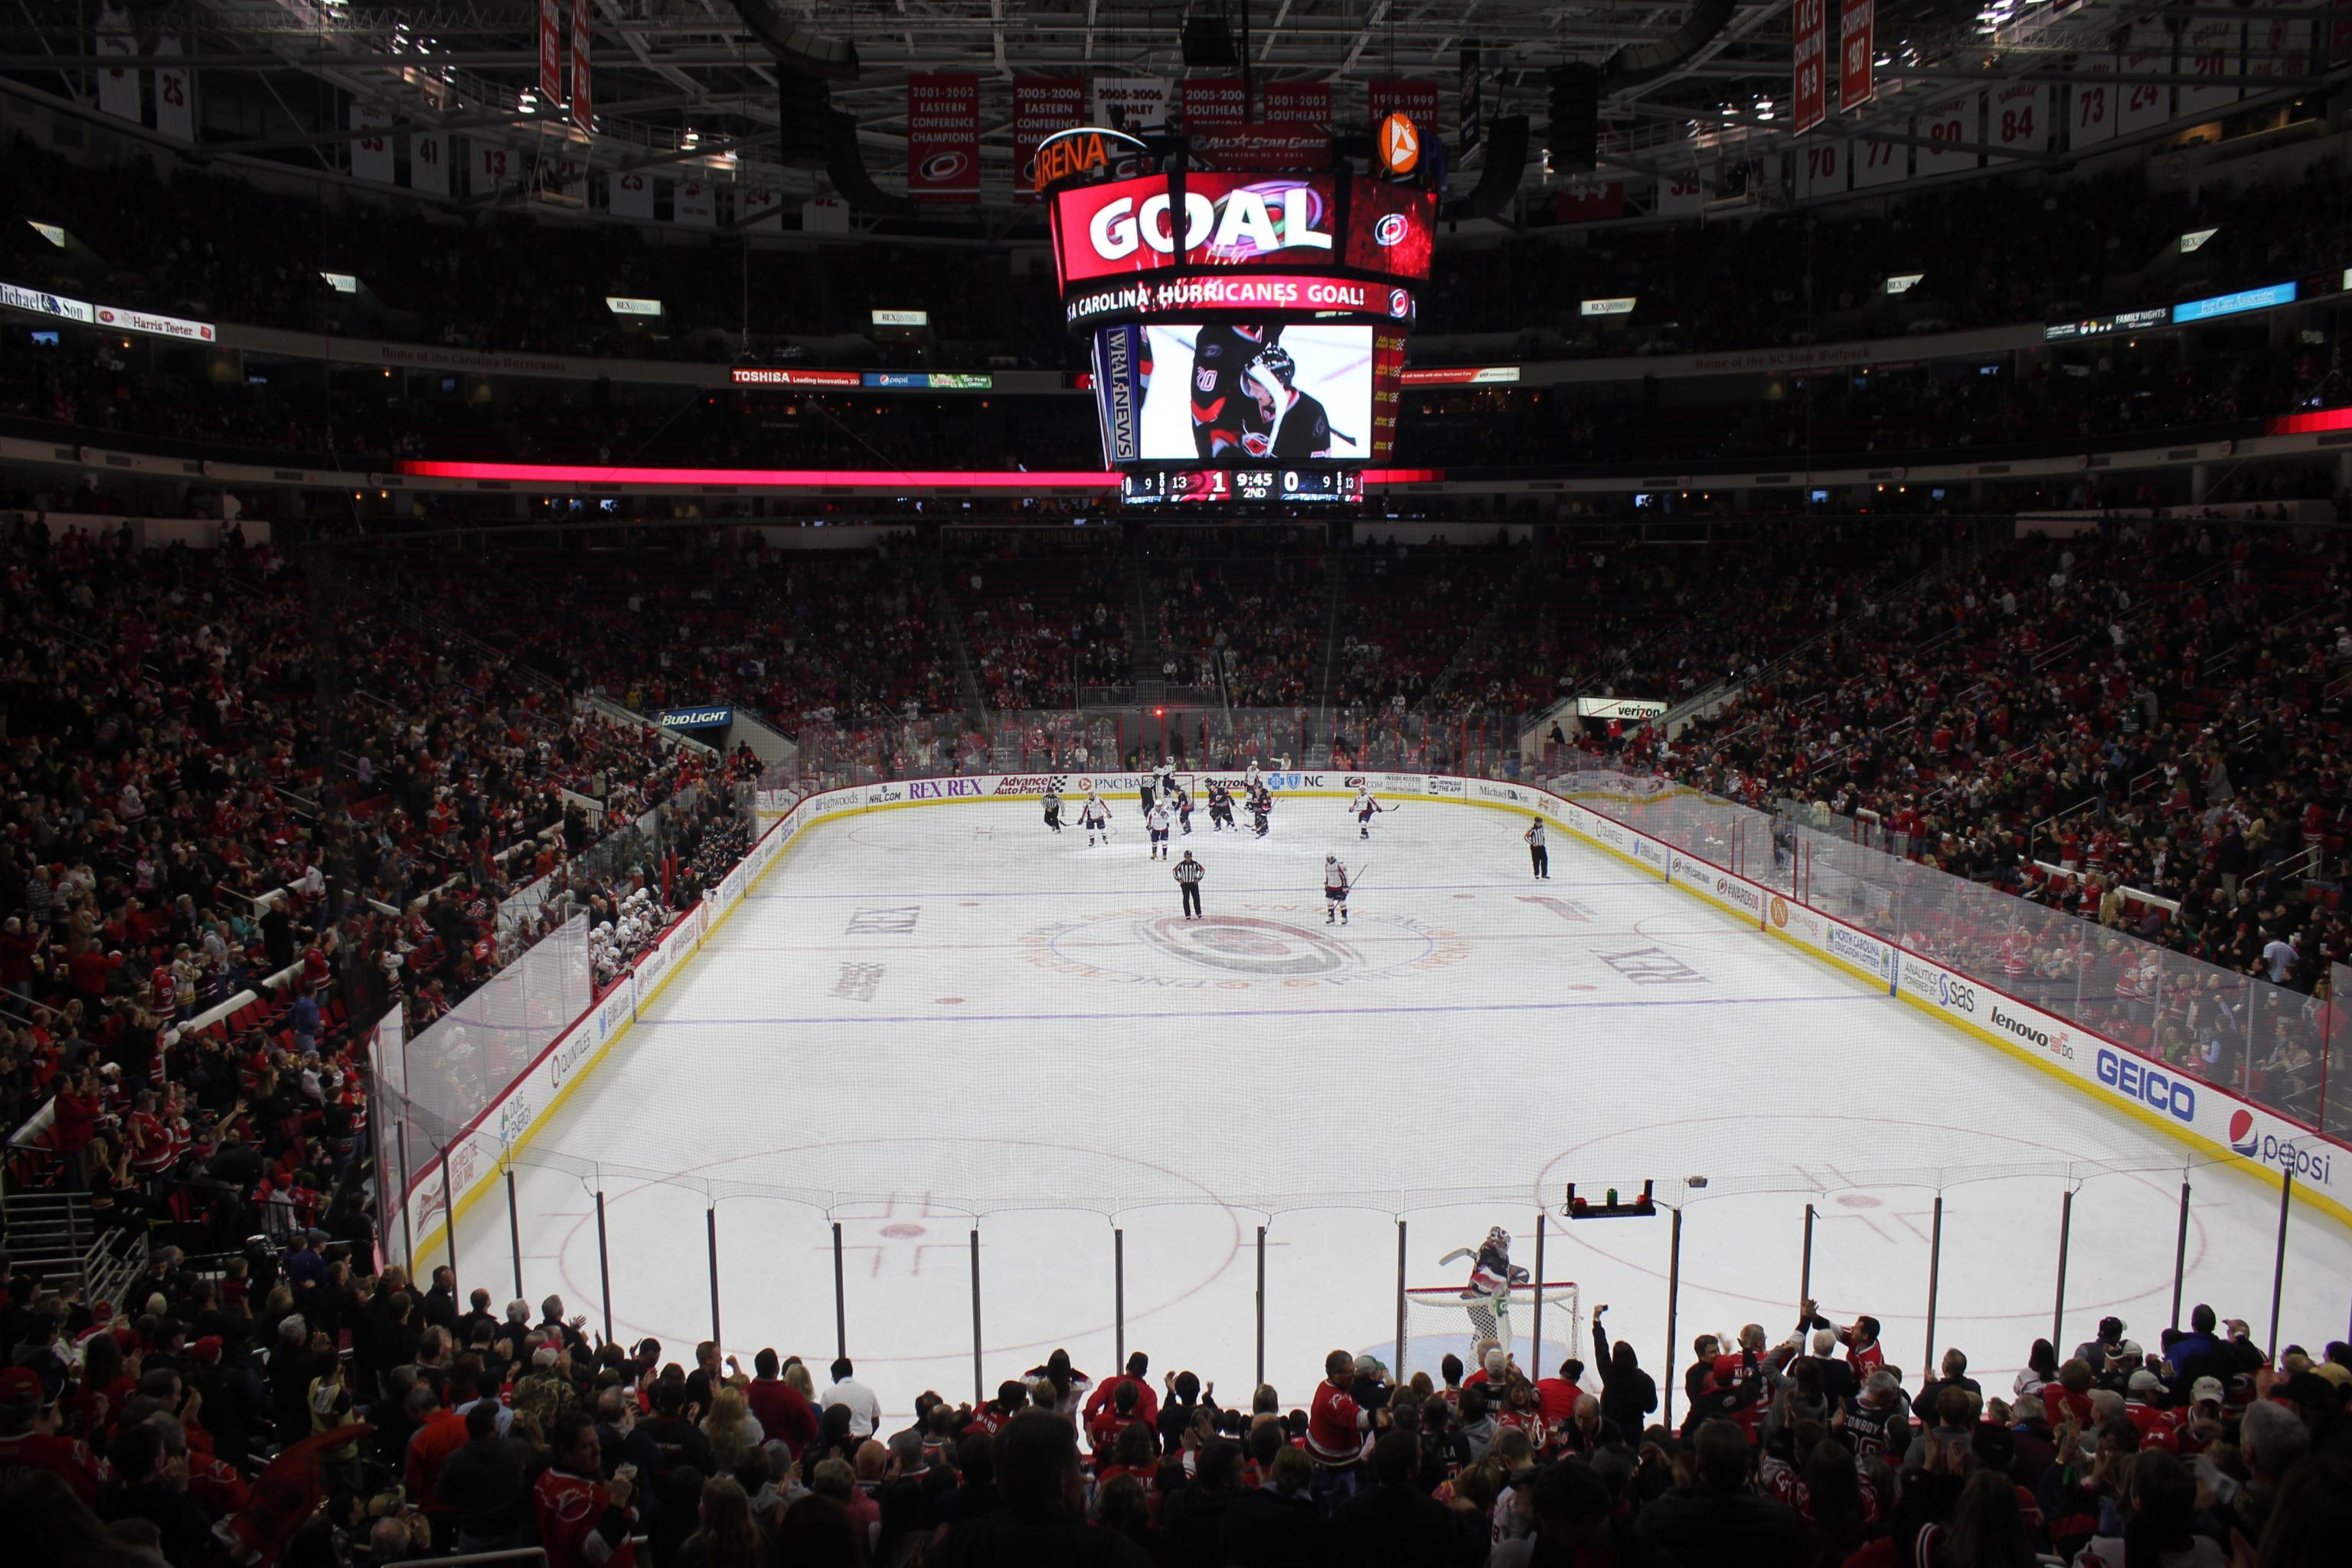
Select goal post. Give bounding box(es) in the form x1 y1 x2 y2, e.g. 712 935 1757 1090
1402 1282 1580 1380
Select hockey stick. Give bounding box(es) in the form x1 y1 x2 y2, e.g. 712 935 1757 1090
1436 1247 1475 1267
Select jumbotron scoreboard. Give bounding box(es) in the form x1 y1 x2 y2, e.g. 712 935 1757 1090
1040 126 1436 505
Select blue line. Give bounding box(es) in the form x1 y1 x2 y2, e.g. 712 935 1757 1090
638 992 1883 1029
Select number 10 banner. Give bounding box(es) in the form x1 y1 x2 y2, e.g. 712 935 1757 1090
1793 0 1828 133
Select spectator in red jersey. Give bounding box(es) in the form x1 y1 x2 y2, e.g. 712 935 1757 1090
0 1364 106 1504
744 1348 818 1456
1306 1348 1378 1515
535 1409 639 1568
1083 1352 1159 1435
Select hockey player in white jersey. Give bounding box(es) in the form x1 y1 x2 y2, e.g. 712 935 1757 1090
1322 855 1351 924
1244 760 1264 794
1351 787 1383 840
1145 802 1172 860
1437 1227 1531 1354
1155 757 1179 804
1080 792 1112 847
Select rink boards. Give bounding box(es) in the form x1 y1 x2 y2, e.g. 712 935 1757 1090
400 769 2348 1272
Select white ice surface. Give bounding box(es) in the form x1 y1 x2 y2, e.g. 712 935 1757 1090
444 799 2352 1420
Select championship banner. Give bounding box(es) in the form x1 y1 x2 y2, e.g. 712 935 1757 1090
95 5 139 122
537 0 562 106
1013 77 1086 198
570 0 593 129
1838 0 1874 113
1792 0 1828 132
907 73 981 201
1093 77 1168 134
1368 79 1442 138
155 37 194 142
1182 77 1329 169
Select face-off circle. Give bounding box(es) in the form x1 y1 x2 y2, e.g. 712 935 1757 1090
1021 905 1466 988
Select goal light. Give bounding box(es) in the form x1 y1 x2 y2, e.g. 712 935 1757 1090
1565 1180 1657 1220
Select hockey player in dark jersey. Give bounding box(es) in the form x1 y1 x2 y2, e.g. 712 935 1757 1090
1239 345 1344 460
1207 779 1235 831
1188 323 1279 461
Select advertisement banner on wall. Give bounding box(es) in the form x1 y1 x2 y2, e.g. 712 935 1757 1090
908 73 982 201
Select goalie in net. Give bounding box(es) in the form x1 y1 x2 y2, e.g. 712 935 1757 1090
1439 1227 1530 1351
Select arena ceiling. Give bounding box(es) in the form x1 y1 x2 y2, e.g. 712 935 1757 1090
0 2 2337 216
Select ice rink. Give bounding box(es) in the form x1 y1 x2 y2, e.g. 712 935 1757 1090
446 795 2352 1419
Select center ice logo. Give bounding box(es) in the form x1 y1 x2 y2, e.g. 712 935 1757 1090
1140 913 1354 978
1021 906 1467 988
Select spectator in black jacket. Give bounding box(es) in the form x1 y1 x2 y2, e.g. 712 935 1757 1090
1217 1443 1321 1566
1592 1305 1659 1438
436 1399 534 1554
1323 1430 1472 1568
1635 1418 1804 1568
1911 1346 1984 1423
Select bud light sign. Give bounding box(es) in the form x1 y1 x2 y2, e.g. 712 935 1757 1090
2096 1048 2194 1123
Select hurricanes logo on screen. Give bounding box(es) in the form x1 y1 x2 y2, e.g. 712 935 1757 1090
1373 212 1410 247
1388 289 1412 319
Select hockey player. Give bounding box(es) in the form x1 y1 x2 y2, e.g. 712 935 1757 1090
1244 760 1264 795
1323 855 1351 925
1351 786 1383 841
1187 323 1279 461
1042 785 1064 834
1524 815 1550 879
1239 345 1343 460
1174 786 1195 835
1174 850 1204 919
1439 1227 1532 1354
1207 779 1234 831
1080 792 1112 848
1156 757 1180 805
1249 785 1273 839
1145 801 1172 861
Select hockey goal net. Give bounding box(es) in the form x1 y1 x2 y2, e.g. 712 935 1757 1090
1403 1282 1580 1375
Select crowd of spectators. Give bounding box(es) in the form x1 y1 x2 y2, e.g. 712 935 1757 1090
946 528 1132 709
1142 528 1328 707
0 511 762 1229
7 1233 2351 1568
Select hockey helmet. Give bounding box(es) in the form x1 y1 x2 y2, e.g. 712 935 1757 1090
1488 1225 1511 1248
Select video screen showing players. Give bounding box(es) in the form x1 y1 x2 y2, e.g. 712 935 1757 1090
1136 324 1374 464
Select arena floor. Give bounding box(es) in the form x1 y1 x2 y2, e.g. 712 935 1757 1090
449 799 2352 1419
